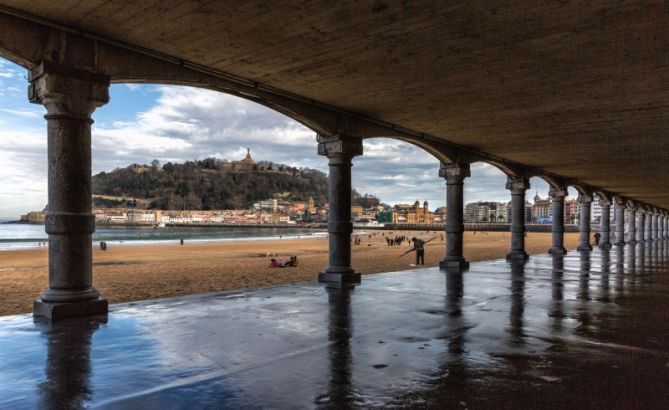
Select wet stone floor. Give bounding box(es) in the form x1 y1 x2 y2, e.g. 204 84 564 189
1 243 668 409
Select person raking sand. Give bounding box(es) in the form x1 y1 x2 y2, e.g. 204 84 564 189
400 236 437 266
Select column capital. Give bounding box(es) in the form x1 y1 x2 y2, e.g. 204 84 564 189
577 194 593 204
439 162 470 182
613 197 626 207
505 175 530 193
548 187 567 200
598 198 612 207
29 61 110 119
317 133 363 160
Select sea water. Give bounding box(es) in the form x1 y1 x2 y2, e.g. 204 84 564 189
0 221 324 251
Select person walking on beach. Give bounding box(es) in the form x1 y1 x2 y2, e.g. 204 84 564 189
180 238 184 245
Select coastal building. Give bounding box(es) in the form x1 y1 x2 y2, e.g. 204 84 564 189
376 209 394 223
495 202 509 223
532 192 551 223
564 198 579 224
351 205 364 218
464 201 508 223
254 199 279 213
19 211 46 223
393 201 434 224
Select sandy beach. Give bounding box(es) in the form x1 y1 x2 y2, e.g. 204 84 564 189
0 231 580 316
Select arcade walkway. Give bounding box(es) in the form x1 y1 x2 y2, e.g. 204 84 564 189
1 245 668 409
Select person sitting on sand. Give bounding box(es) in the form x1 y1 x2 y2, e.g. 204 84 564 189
270 257 284 268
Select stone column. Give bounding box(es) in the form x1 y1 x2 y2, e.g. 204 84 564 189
29 62 109 320
576 194 593 252
598 197 612 249
506 175 529 261
613 198 626 246
439 162 470 271
548 187 567 255
636 210 645 243
644 210 652 242
317 134 363 286
664 213 668 239
627 206 637 245
651 211 659 241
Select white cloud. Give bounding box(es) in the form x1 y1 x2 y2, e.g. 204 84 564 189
125 84 142 91
0 108 42 118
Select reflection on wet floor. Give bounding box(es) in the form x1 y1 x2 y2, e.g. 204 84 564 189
1 243 669 409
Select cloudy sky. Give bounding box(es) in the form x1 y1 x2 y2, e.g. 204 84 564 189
0 57 562 219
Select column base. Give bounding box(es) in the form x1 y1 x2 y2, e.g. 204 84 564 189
506 252 529 261
577 244 593 252
598 242 612 249
613 240 626 246
34 297 108 320
439 259 469 272
548 247 567 255
626 239 637 245
319 271 361 288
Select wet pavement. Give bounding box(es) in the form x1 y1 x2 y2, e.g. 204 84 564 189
1 243 668 409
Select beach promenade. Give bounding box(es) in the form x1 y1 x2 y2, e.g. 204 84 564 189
1 243 667 408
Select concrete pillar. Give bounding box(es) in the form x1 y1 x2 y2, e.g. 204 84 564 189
643 211 653 242
317 134 363 286
576 194 593 252
659 212 664 239
548 187 567 255
651 211 659 241
29 62 109 320
506 176 530 261
636 210 645 243
627 206 637 245
664 213 668 238
613 198 625 246
439 162 470 271
658 213 663 239
598 198 612 249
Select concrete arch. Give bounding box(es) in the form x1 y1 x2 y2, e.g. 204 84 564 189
363 135 460 165
566 183 591 197
469 159 523 179
117 79 339 139
526 173 566 190
593 190 613 204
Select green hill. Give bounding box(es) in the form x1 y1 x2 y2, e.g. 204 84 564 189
91 158 379 210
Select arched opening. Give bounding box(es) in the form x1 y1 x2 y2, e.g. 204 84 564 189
0 56 484 314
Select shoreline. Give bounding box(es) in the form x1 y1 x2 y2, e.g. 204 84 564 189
0 230 329 252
